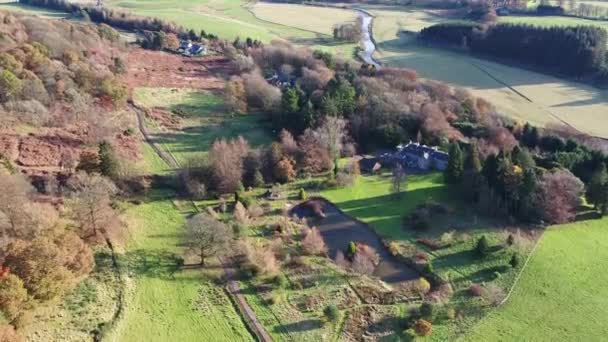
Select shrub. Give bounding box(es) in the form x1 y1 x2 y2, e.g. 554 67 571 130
346 241 356 259
323 304 340 323
0 69 22 102
440 230 455 246
274 157 296 183
469 284 484 297
506 234 515 246
302 227 327 256
252 170 265 187
419 302 434 321
298 188 307 200
423 262 434 275
0 274 29 321
509 253 520 268
273 274 288 289
414 277 431 294
99 76 127 104
413 319 432 336
484 283 506 306
234 201 249 224
248 205 264 218
474 235 490 258
388 242 399 256
446 307 456 320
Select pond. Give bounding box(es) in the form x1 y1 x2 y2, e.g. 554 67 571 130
291 198 419 285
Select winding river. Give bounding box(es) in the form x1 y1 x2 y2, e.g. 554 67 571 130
356 9 380 68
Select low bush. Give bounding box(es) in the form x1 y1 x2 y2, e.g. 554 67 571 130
419 302 435 321
474 235 490 258
323 304 340 323
509 253 520 268
469 283 484 297
388 242 399 256
273 274 288 289
414 319 433 336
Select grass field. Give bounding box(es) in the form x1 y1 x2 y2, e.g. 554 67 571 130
465 217 608 341
106 139 252 341
251 3 357 36
320 172 536 340
134 87 273 164
369 7 608 138
0 0 68 17
101 0 356 57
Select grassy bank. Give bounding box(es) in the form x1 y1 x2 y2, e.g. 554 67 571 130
134 87 273 164
320 172 536 340
465 217 608 341
106 191 252 341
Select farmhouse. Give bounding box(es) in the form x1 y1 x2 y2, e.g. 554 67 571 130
380 142 448 171
266 72 294 88
179 40 208 56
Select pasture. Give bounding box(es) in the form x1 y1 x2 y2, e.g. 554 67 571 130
251 2 357 36
465 217 608 341
320 172 537 340
0 0 67 17
134 87 273 164
101 0 357 57
106 191 252 342
369 7 608 138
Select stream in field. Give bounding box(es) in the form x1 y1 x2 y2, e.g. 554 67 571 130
356 9 380 68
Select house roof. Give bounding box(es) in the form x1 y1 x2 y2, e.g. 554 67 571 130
397 143 447 161
359 158 380 170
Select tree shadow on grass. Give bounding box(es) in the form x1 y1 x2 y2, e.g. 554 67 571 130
467 265 511 283
274 319 324 333
120 248 185 280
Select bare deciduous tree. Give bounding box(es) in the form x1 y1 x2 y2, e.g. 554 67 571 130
302 227 327 256
0 174 35 240
391 163 406 198
537 169 584 224
317 116 347 163
67 172 120 243
185 213 233 266
209 136 249 194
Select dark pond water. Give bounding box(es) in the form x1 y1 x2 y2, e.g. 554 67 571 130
291 198 420 284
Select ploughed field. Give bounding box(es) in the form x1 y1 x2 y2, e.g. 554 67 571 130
291 198 420 284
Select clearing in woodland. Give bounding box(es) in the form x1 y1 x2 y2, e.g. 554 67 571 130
465 217 608 341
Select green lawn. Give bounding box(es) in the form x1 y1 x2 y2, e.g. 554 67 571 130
320 172 536 340
134 87 273 164
465 217 608 342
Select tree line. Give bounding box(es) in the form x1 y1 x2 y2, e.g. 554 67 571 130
420 22 608 82
444 121 608 224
